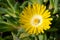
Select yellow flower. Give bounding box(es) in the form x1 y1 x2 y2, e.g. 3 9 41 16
19 3 52 35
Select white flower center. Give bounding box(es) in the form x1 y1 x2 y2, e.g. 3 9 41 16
31 15 43 27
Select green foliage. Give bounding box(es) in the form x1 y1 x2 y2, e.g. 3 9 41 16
0 0 20 32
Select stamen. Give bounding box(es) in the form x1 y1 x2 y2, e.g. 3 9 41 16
31 15 43 27
34 18 40 25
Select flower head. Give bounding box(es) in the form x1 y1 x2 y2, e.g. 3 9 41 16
19 3 52 35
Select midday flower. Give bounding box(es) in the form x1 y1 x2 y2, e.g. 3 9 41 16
19 3 52 35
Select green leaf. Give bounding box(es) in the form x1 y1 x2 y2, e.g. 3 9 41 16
49 0 54 9
0 23 15 32
0 8 7 13
30 0 43 4
0 7 17 17
53 0 58 14
0 2 8 8
0 17 17 32
20 1 28 9
43 34 47 40
38 34 47 40
44 0 48 3
38 34 44 40
14 2 18 11
3 16 18 26
20 37 31 40
19 33 30 38
14 2 20 15
7 0 15 12
17 28 25 37
12 32 20 40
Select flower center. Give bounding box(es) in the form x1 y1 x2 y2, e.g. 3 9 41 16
34 18 40 25
31 15 43 27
